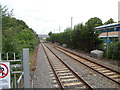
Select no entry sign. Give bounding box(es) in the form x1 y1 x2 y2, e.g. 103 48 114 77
0 62 10 89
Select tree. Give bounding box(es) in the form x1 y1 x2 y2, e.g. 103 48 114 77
71 23 84 49
1 5 39 59
85 17 103 27
82 17 103 51
104 18 115 25
0 5 14 17
48 31 52 36
63 28 73 47
105 42 120 60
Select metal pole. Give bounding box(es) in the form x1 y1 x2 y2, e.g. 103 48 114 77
23 49 30 88
17 72 24 88
118 1 120 42
0 53 2 61
11 79 13 88
106 29 109 56
7 53 8 61
17 83 20 88
0 5 2 60
14 52 16 60
14 73 17 88
71 17 73 29
59 26 61 33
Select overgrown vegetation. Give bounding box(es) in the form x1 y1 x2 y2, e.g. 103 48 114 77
105 42 120 60
1 5 39 59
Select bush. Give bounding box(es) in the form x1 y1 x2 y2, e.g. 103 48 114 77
105 42 120 60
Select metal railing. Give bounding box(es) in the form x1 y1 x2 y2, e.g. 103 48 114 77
0 48 31 88
17 72 24 88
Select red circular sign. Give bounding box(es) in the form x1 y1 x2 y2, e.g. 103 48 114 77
0 63 9 78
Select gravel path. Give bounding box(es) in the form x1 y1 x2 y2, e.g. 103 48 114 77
33 44 57 88
46 43 120 88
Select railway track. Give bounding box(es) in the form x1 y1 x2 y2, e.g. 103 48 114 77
51 44 120 86
41 43 93 89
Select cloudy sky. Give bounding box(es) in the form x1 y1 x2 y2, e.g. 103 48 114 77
1 0 120 34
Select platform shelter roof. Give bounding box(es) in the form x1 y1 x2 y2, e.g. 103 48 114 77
95 23 120 30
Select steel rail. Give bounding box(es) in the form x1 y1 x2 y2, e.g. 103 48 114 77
52 44 120 85
41 43 64 89
43 43 93 89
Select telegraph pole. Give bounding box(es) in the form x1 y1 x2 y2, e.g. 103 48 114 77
71 17 73 29
59 26 61 33
54 30 55 33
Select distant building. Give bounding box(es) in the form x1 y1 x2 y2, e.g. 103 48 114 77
95 23 120 43
38 34 49 39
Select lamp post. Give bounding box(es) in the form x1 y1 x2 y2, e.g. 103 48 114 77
59 26 61 33
71 17 73 29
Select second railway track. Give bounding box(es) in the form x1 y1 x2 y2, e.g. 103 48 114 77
51 44 120 86
41 43 93 89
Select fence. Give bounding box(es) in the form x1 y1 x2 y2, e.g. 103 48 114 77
0 48 31 88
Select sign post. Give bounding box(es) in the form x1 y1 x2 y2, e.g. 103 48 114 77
0 62 10 89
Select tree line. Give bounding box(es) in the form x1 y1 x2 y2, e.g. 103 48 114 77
48 17 113 51
48 17 120 60
1 5 40 59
